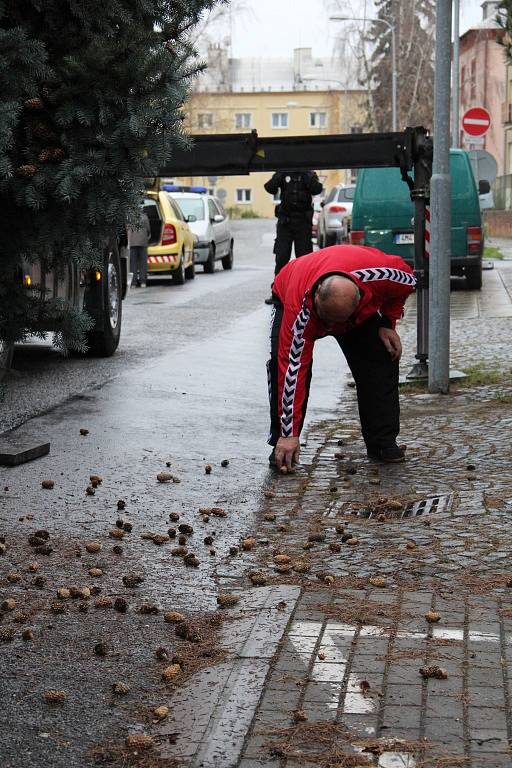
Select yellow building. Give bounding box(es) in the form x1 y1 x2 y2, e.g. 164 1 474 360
173 47 367 217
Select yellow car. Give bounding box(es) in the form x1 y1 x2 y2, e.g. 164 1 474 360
144 191 196 284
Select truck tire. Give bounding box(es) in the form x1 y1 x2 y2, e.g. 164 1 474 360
466 264 482 290
0 341 14 383
87 247 122 356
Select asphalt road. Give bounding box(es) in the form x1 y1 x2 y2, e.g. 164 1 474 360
0 219 347 768
0 220 344 435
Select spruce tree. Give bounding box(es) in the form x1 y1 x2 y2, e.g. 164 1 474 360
363 0 435 131
0 0 223 352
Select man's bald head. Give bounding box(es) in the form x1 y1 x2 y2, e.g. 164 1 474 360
314 276 360 326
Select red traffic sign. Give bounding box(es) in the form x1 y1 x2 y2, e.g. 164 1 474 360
462 107 491 137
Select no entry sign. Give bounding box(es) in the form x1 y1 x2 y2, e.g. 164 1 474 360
462 107 491 137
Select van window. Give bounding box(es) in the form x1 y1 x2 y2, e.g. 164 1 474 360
450 154 472 198
359 168 411 203
359 155 472 203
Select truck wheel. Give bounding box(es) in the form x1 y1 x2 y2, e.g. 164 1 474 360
204 244 215 273
172 251 186 285
222 241 234 270
87 247 122 356
466 264 482 290
325 232 336 247
0 340 14 383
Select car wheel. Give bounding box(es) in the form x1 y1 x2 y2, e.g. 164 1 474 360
185 255 195 280
222 241 234 270
466 264 482 290
0 339 14 383
172 251 186 285
86 245 122 357
204 244 215 274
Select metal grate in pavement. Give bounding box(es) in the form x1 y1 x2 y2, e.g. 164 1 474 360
349 493 454 520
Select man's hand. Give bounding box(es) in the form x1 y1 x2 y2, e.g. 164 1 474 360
275 436 300 471
378 327 402 361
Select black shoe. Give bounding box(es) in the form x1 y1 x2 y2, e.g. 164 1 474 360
268 449 277 468
264 295 275 305
367 444 406 463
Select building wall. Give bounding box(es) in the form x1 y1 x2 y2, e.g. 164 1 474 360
459 29 505 174
503 65 512 176
173 89 366 217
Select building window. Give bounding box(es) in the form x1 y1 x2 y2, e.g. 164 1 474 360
236 188 252 203
470 59 476 100
271 112 288 129
198 113 213 129
461 65 466 103
235 113 252 129
351 125 363 134
310 112 327 129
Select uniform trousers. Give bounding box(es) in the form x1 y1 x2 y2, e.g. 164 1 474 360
273 213 314 275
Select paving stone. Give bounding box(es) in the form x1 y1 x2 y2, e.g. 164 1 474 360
381 704 422 729
423 716 465 744
385 683 423 707
470 730 511 754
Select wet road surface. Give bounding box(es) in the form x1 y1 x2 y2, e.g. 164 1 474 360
0 220 347 767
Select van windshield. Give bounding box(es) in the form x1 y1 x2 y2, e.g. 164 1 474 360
359 155 469 202
173 197 205 221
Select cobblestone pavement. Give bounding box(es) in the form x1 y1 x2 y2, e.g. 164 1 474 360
231 264 512 768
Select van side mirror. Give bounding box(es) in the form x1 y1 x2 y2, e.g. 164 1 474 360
478 179 491 195
320 201 325 208
213 214 224 222
186 214 197 223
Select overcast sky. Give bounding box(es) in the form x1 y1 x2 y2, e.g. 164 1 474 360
205 0 487 59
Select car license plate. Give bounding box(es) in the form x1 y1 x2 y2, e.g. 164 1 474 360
394 233 414 244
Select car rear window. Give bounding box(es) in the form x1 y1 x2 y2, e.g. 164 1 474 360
173 197 205 221
338 187 355 201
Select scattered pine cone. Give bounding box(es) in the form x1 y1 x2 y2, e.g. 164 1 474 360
41 480 54 490
419 665 448 680
216 593 240 608
126 734 153 751
43 689 67 703
112 681 130 695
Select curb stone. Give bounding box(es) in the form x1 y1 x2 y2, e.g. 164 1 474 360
158 585 300 767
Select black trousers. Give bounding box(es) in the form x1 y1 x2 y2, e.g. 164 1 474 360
267 309 400 450
274 214 313 275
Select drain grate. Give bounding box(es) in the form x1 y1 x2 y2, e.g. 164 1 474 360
349 493 454 520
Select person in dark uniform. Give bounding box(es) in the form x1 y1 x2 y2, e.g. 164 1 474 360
263 170 323 304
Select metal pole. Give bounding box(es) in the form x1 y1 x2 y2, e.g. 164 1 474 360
391 24 398 131
406 129 432 381
429 0 452 393
452 0 460 147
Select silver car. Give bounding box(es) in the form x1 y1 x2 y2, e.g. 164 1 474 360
316 184 355 248
170 192 233 272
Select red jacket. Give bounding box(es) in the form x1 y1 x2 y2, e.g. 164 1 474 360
272 245 416 439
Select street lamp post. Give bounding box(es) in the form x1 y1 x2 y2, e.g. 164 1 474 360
330 15 397 131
